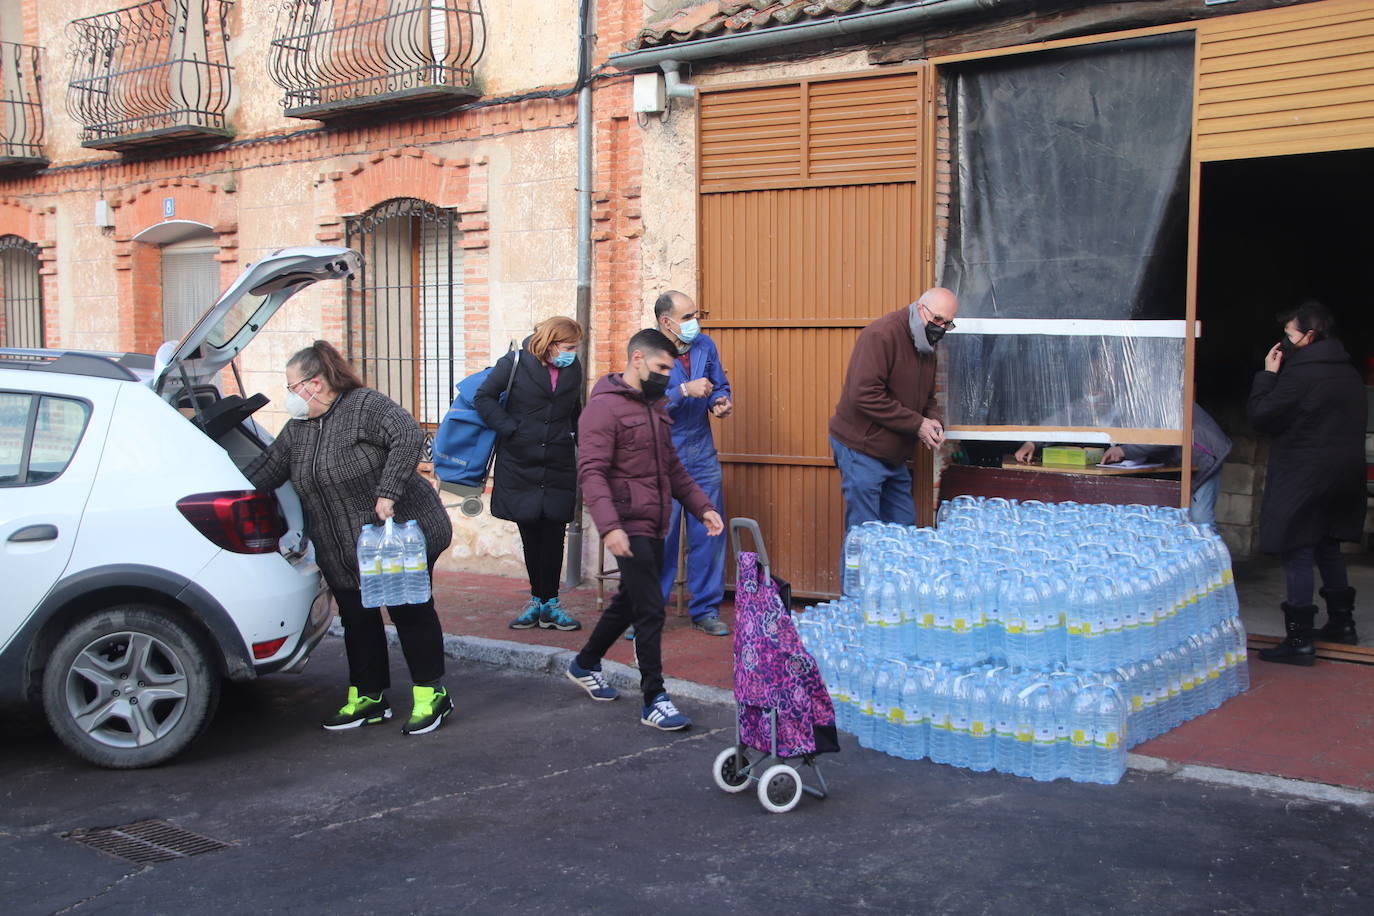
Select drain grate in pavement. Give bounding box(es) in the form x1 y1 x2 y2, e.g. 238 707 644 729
67 819 231 865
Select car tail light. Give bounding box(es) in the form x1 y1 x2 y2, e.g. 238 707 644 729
177 490 287 554
253 636 289 659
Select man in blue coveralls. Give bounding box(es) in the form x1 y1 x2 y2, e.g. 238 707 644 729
654 290 734 637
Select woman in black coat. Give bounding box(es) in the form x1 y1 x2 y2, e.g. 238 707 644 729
475 317 584 631
1249 301 1366 665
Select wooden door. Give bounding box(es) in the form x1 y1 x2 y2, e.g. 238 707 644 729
698 68 931 597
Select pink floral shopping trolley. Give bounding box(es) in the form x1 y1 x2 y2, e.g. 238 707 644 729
710 518 840 814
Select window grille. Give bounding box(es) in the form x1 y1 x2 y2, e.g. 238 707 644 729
0 235 43 348
344 198 463 433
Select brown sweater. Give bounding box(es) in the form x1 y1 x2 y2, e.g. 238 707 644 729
828 306 941 465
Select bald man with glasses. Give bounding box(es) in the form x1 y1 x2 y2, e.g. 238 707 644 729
828 288 959 533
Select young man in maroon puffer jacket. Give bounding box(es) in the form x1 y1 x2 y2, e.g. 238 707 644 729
566 329 724 730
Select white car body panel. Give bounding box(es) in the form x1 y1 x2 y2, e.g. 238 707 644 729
0 373 114 652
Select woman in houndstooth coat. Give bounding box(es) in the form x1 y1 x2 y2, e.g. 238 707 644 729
247 341 454 735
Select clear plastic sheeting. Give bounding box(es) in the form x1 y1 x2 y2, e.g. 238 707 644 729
943 333 1185 432
941 33 1195 320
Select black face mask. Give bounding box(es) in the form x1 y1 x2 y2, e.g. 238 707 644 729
1277 337 1300 358
641 370 670 402
925 322 948 346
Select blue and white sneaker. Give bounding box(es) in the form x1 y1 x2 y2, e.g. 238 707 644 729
640 693 691 731
566 659 618 701
539 598 582 631
509 597 541 630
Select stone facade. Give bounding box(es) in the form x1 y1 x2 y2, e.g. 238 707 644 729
0 0 657 582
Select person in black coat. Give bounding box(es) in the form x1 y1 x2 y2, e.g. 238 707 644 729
475 317 584 631
1249 300 1366 665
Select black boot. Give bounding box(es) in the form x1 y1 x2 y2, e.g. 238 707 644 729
1258 603 1317 666
1317 586 1359 645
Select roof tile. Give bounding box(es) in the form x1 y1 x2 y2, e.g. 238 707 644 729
629 0 912 50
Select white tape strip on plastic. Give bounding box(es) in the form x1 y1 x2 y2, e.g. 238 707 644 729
949 429 1114 443
951 319 1198 338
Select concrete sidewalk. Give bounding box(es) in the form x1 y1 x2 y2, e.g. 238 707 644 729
426 567 1374 793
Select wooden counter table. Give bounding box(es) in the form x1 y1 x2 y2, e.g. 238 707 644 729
939 457 1183 507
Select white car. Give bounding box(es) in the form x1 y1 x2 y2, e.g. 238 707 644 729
0 246 360 768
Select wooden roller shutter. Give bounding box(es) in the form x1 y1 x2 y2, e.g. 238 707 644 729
1196 0 1374 161
698 67 930 597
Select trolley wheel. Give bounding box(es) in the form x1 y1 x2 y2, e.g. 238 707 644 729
756 763 803 814
712 746 752 794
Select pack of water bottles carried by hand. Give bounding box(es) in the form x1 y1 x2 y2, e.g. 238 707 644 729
356 518 431 608
798 497 1250 784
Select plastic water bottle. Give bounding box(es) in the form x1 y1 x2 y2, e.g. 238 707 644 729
905 665 932 761
1226 614 1250 693
842 525 866 597
1093 686 1127 784
833 648 857 734
931 577 954 664
965 672 994 772
860 576 883 655
993 675 1021 774
357 524 383 608
947 574 976 666
1048 673 1078 779
400 520 430 604
1028 683 1057 782
928 667 953 765
949 673 973 768
856 659 879 749
1069 685 1098 783
379 518 406 607
999 571 1027 668
879 571 904 658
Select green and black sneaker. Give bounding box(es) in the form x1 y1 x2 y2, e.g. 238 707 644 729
402 685 454 736
322 687 392 730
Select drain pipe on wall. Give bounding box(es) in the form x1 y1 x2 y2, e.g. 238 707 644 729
565 0 595 589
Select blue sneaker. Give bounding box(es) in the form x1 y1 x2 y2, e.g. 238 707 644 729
509 597 541 629
641 693 691 731
623 626 635 641
539 598 582 631
692 614 730 637
566 659 618 701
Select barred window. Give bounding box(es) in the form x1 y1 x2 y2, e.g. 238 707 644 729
344 198 464 432
0 235 43 349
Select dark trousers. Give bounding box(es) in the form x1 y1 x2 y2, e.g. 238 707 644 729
575 535 666 704
517 517 567 601
334 571 445 694
1282 537 1350 605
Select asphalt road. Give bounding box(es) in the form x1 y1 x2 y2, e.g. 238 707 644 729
3 638 1372 916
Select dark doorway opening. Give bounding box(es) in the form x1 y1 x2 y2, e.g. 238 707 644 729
1197 147 1373 421
1197 147 1374 649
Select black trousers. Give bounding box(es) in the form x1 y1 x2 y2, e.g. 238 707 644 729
1282 537 1350 606
334 570 445 694
517 517 567 601
575 535 666 704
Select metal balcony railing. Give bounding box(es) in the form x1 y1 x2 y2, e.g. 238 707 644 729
66 0 234 150
268 1 486 120
0 41 46 166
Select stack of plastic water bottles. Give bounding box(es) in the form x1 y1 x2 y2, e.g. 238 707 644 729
356 518 431 608
796 497 1250 785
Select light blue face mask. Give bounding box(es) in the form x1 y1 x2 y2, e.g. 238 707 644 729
552 350 576 369
675 317 701 344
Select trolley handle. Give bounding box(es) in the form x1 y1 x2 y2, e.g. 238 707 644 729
729 517 770 582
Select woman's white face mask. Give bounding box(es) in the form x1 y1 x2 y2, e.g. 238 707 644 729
285 375 316 419
284 390 312 419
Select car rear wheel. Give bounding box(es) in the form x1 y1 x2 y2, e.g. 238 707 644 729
41 605 220 769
